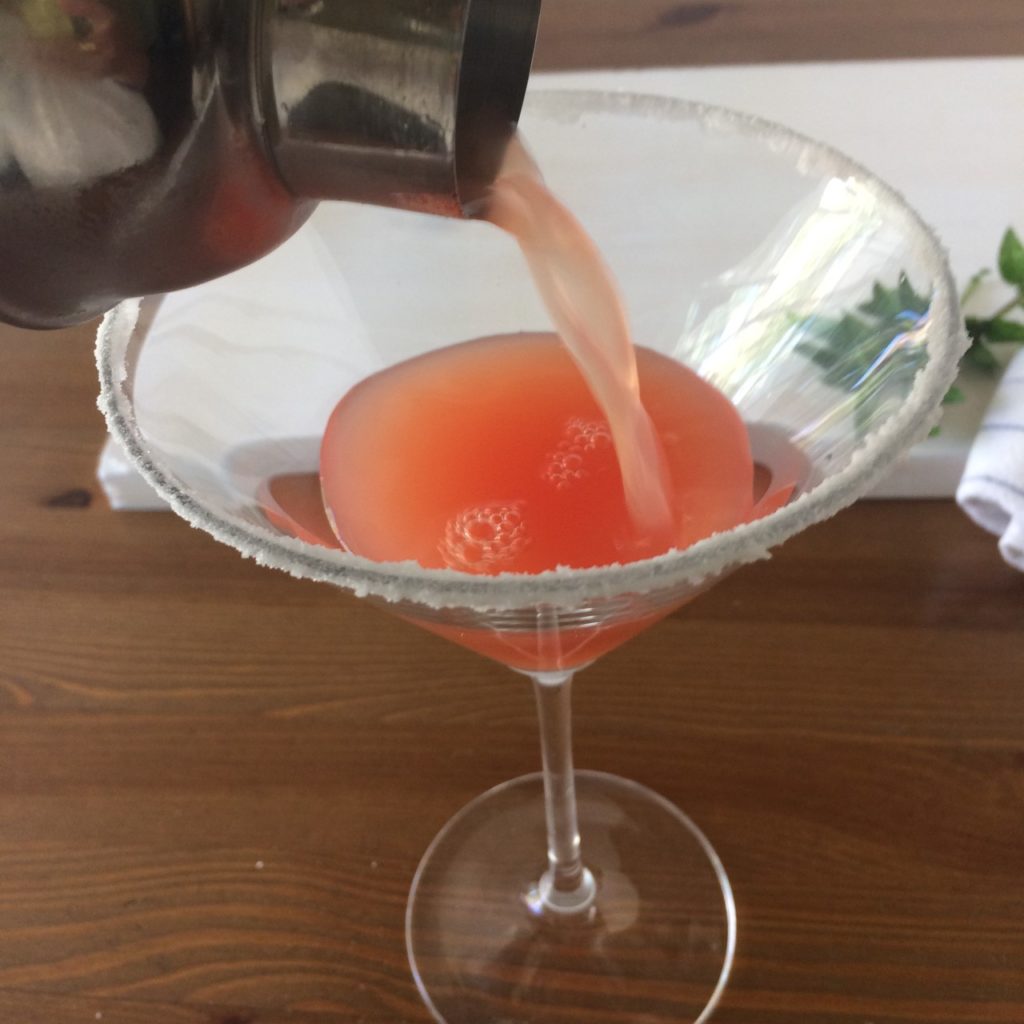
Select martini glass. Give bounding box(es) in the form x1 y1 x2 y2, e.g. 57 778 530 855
97 91 966 1023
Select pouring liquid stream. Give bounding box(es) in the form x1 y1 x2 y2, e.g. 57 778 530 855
482 136 677 549
266 131 795 611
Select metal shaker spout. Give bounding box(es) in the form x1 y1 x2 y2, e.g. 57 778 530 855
263 0 543 216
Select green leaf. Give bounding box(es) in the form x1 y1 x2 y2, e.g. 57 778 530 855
858 282 903 319
965 316 991 344
943 385 966 404
960 268 991 308
997 228 1024 286
985 317 1024 342
795 342 840 371
809 313 872 347
896 273 930 315
965 341 1000 373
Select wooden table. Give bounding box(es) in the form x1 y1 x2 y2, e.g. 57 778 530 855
2 4 1023 1022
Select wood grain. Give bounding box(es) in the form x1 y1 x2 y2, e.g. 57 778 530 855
534 0 1024 69
2 317 1023 1023
2 6 1024 1022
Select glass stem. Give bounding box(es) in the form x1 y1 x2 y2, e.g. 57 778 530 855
530 669 597 916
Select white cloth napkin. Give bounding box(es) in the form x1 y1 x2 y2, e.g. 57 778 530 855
956 348 1024 571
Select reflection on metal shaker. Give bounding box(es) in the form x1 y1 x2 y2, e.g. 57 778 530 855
0 0 541 328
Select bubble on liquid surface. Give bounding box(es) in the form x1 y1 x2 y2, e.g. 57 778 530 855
566 417 612 452
543 418 613 490
440 502 530 571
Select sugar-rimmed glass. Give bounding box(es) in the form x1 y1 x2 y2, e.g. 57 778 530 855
98 91 966 1023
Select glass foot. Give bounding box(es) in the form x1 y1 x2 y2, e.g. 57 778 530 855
407 770 736 1023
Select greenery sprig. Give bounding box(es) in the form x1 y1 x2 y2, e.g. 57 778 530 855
794 272 931 430
795 228 1024 429
961 227 1024 374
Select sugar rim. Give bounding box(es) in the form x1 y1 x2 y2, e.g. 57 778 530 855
96 89 969 612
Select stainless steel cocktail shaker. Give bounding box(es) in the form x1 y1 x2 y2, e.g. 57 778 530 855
0 0 541 328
